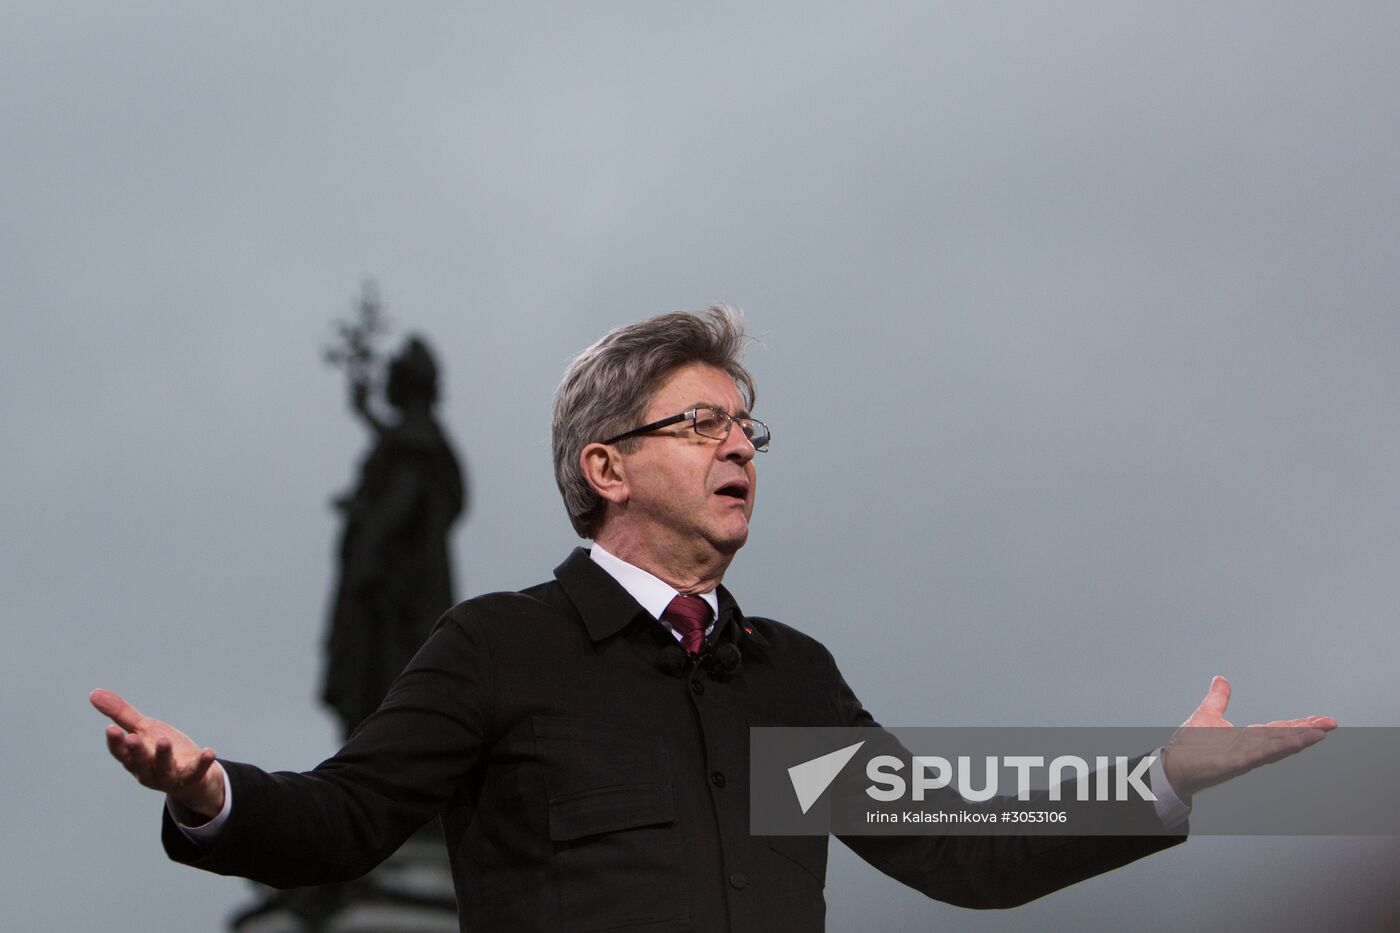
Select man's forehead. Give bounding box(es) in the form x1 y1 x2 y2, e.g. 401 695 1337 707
647 364 748 415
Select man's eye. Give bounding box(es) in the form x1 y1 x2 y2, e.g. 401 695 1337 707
693 411 726 433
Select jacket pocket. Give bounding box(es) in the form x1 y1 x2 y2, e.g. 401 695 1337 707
534 716 689 932
548 783 676 842
766 834 829 888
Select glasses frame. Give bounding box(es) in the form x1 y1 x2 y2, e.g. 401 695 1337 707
601 407 770 452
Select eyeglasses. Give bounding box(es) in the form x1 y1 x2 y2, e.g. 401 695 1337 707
602 407 771 452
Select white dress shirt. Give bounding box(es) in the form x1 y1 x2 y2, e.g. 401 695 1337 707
589 543 718 637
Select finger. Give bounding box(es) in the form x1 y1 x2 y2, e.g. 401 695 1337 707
1197 675 1231 718
153 737 174 776
105 726 132 765
1251 726 1330 764
123 732 153 773
90 689 144 732
1263 729 1328 764
187 748 217 783
1248 716 1339 731
1298 728 1330 748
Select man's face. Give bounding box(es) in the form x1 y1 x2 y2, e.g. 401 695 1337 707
616 362 758 562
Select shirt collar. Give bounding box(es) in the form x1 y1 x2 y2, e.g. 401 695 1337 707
589 543 719 622
552 547 769 653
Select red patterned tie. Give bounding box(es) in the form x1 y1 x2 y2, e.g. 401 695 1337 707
662 594 711 655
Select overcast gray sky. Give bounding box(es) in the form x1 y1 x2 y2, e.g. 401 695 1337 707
4 3 1399 930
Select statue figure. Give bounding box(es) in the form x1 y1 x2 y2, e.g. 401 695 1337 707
322 332 467 737
222 288 465 931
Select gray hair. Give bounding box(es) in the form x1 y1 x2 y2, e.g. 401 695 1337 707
552 305 757 538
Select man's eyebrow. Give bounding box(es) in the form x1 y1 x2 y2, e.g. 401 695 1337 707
691 401 752 419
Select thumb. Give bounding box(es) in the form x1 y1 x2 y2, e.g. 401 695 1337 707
1197 675 1231 718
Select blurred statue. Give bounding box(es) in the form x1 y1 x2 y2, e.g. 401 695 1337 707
227 285 464 931
321 285 467 738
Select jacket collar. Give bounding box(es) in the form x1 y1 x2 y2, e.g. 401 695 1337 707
554 547 651 642
553 547 770 653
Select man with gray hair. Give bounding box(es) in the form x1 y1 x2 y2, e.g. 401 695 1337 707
93 306 1334 931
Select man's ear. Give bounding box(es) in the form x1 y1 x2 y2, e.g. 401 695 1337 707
580 442 629 506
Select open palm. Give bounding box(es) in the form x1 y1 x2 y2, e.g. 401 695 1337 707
1163 676 1336 799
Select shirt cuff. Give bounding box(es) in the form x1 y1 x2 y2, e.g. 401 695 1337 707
1149 748 1191 828
167 762 232 844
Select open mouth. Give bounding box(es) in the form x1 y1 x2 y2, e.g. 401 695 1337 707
714 481 749 501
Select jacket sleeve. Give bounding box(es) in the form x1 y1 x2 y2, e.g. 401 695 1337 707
163 609 493 887
822 651 1187 908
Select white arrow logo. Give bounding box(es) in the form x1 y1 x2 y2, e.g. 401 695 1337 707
787 741 866 814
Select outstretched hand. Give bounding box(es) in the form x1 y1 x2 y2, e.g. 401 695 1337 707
1162 676 1337 800
90 688 225 818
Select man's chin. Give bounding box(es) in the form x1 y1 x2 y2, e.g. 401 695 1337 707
714 519 750 555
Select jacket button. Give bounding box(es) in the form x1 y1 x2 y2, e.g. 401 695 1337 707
729 871 748 890
690 679 705 695
710 770 726 787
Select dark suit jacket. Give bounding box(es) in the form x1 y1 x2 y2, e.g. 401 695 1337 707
165 548 1183 932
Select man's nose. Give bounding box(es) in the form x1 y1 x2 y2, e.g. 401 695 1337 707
717 421 757 464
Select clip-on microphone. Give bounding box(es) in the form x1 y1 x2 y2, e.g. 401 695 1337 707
702 643 742 677
657 642 742 679
655 644 692 677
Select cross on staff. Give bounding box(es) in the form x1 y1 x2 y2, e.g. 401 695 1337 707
323 278 393 392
